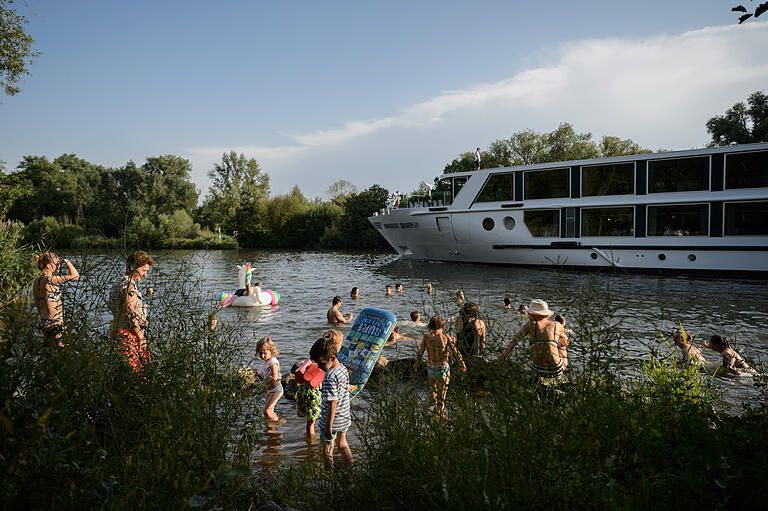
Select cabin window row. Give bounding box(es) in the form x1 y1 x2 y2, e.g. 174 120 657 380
473 150 768 203
522 201 768 237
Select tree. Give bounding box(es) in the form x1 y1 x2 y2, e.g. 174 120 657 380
0 0 40 96
326 180 357 205
444 124 649 173
731 2 768 23
337 184 390 249
140 155 199 215
706 91 768 146
202 151 270 236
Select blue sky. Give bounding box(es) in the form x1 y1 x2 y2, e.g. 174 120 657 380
1 1 767 200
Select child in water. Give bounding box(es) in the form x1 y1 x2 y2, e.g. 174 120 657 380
701 335 753 376
672 329 708 366
295 330 344 438
414 315 466 417
255 337 283 420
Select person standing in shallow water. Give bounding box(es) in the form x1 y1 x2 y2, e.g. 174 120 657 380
327 296 352 325
501 299 569 379
414 315 466 417
456 302 486 358
109 250 154 373
32 252 80 346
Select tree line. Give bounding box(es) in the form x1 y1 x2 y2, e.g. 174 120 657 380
0 151 392 250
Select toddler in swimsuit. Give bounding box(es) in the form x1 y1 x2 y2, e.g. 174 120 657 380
255 337 283 421
414 315 466 417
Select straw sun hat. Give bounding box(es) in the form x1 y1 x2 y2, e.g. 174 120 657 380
527 299 554 317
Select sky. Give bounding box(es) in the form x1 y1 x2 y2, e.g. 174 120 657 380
1 1 767 201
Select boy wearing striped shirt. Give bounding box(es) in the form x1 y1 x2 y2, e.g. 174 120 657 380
310 337 353 471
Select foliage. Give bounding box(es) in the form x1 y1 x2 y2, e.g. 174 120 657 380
0 219 36 311
327 179 357 206
706 90 768 146
0 253 260 509
335 184 390 250
200 151 270 235
731 2 768 23
0 0 39 96
24 217 85 249
444 123 651 173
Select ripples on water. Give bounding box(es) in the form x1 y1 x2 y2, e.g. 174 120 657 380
69 249 768 469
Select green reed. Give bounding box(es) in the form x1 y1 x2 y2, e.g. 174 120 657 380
261 279 768 511
0 248 261 510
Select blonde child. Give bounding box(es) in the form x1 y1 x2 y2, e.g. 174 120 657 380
701 335 753 376
255 337 283 420
310 335 353 471
413 315 466 417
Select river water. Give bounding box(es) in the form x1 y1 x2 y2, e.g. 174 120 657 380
66 249 768 469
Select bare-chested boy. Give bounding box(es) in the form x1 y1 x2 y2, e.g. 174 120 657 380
327 296 352 326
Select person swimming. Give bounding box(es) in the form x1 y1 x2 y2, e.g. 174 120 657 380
350 287 360 299
327 296 352 326
701 335 753 376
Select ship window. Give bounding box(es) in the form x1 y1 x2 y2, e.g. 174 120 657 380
582 163 634 196
524 209 560 237
434 179 454 206
523 168 569 200
482 218 495 231
725 201 768 235
648 204 709 236
453 177 469 199
476 173 515 202
503 216 516 230
725 151 768 189
581 207 634 236
648 156 709 193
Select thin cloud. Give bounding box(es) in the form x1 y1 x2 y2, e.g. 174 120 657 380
186 22 768 196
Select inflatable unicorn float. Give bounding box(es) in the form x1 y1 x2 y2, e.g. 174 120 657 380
217 263 281 307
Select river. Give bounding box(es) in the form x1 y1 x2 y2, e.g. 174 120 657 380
65 249 768 469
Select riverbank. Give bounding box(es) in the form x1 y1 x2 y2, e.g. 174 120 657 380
2 240 767 508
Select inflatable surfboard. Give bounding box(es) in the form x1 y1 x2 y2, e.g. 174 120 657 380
337 307 397 399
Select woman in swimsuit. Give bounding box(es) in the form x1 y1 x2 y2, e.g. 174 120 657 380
32 252 80 345
501 299 569 379
414 315 466 416
109 250 154 373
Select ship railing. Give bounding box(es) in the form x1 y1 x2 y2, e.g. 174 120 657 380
374 192 453 216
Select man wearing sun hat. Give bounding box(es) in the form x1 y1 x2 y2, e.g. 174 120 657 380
500 299 569 379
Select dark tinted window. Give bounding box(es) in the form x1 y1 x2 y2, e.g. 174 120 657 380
524 168 569 200
648 157 709 193
476 173 514 202
725 151 768 189
648 204 709 236
725 201 768 235
581 207 634 236
524 210 560 237
582 163 634 196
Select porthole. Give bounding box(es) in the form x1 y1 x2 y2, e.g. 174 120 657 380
688 254 696 262
658 253 667 261
503 216 516 230
590 253 598 260
482 218 495 231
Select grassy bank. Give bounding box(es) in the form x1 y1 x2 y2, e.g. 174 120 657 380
0 245 260 509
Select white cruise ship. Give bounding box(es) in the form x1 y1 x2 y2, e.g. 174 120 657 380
369 143 768 273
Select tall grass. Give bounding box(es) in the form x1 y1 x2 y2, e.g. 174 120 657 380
261 282 768 511
0 249 262 509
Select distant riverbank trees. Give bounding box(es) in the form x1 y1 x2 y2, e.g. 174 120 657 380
0 151 391 251
443 122 652 173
